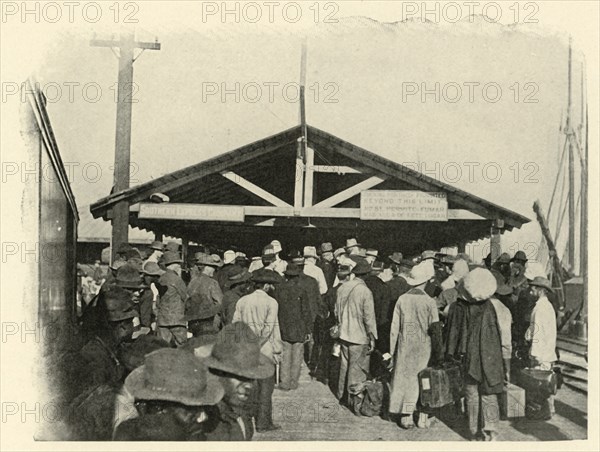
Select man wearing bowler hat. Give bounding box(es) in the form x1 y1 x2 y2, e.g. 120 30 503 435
335 256 377 414
232 271 283 432
525 276 557 420
156 251 188 347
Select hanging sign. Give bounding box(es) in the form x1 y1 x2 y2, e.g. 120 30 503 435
360 191 448 221
139 203 245 222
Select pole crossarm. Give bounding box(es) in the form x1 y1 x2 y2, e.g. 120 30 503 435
221 171 292 207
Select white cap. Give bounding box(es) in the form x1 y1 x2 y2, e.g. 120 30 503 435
271 240 282 253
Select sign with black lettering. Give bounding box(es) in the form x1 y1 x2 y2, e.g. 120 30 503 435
360 191 448 221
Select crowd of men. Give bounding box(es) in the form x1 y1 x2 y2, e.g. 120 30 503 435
61 238 558 441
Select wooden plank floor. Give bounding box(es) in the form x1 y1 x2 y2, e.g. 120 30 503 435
254 363 587 441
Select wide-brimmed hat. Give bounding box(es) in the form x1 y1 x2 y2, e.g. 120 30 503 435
337 264 353 278
461 268 497 302
511 250 528 263
142 261 166 277
261 245 277 262
110 258 127 271
150 241 164 251
165 242 180 253
251 268 281 284
116 264 147 290
303 246 317 258
195 253 224 268
162 251 183 266
349 256 371 275
284 263 302 276
223 250 236 265
228 268 252 286
125 349 224 406
528 276 554 293
186 298 221 322
104 287 137 321
321 242 333 253
345 238 360 251
371 261 384 273
496 253 512 264
388 252 403 265
421 250 437 261
405 261 435 286
333 248 347 259
204 322 275 379
127 257 144 273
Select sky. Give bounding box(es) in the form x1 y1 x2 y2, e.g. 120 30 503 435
14 5 590 267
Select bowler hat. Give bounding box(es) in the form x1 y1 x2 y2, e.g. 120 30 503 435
511 250 528 263
204 322 275 379
284 263 302 276
116 264 147 290
321 242 333 253
104 287 137 322
125 349 224 406
528 276 554 293
405 261 435 286
251 269 281 285
142 261 165 277
186 298 221 322
388 252 403 265
150 241 164 251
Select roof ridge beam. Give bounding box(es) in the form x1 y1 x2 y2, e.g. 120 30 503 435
221 171 292 207
312 176 387 208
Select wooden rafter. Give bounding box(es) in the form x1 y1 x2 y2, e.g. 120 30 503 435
220 171 291 207
312 176 387 208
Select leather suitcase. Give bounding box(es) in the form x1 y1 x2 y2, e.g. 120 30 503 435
500 383 526 419
515 368 558 397
418 365 463 409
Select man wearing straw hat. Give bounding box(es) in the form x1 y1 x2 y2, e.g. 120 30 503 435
156 251 189 347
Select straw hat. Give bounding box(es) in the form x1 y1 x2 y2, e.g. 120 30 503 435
223 250 236 265
405 261 435 286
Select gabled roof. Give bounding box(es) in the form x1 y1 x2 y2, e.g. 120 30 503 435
91 124 529 230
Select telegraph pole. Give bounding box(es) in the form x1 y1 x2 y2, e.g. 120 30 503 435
91 32 160 263
566 36 575 271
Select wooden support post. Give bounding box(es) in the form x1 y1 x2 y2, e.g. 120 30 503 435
490 219 503 264
91 32 160 263
154 232 163 242
304 147 314 207
181 238 189 267
294 139 304 212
